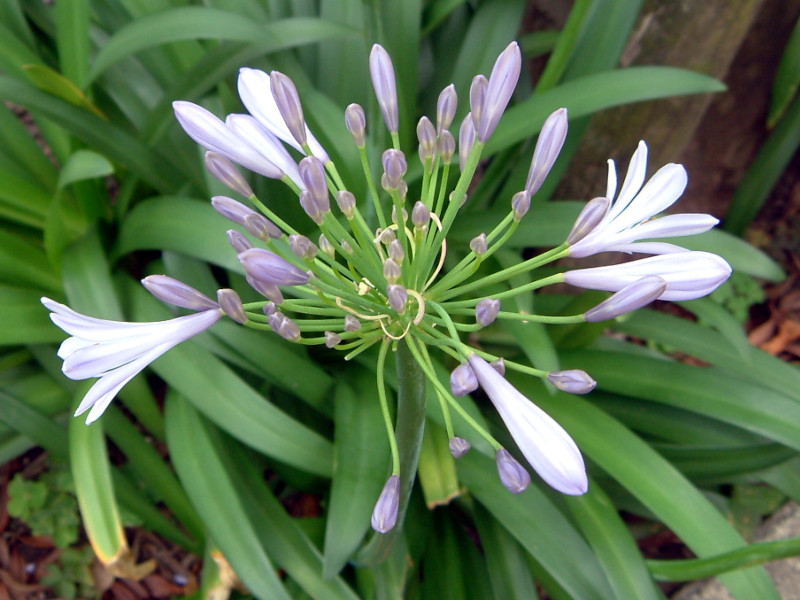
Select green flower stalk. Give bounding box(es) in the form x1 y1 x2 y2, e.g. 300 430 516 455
44 41 733 534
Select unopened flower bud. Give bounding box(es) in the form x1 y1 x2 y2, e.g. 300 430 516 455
324 331 341 348
387 284 407 314
344 314 361 332
436 84 457 133
371 474 400 533
470 233 487 256
383 258 401 283
378 227 396 245
244 213 275 241
299 191 323 224
449 437 471 458
417 117 437 161
490 357 505 376
336 190 356 219
268 311 301 341
469 75 488 127
289 234 318 261
382 149 407 189
212 196 282 236
217 288 247 324
526 108 568 196
341 240 353 254
459 112 476 172
269 71 307 147
478 42 521 143
547 370 597 395
345 103 366 147
511 190 531 220
450 363 478 397
263 301 278 315
299 156 330 213
391 205 408 224
369 44 399 134
142 275 218 311
238 248 310 286
585 275 667 322
227 230 252 254
412 202 430 229
249 276 284 304
437 130 455 164
496 448 531 494
388 239 405 264
204 152 253 198
475 298 500 327
319 234 335 257
566 196 611 245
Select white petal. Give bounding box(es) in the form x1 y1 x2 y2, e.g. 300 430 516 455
226 114 303 188
605 241 689 255
606 140 648 222
609 163 688 232
605 159 618 202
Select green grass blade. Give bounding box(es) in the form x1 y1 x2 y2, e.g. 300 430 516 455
55 0 90 90
768 16 800 127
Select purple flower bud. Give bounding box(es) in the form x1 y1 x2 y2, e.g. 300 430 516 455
490 358 505 376
244 213 276 241
438 131 456 165
217 289 247 324
319 234 335 257
387 284 408 314
238 248 310 286
383 258 401 283
585 275 667 322
225 114 302 187
344 314 361 332
436 84 457 133
345 103 366 147
249 276 284 304
469 75 488 128
511 191 531 221
268 311 301 341
299 191 324 225
263 302 278 315
417 116 437 162
526 108 568 196
450 363 479 397
227 230 252 254
289 234 318 261
547 370 597 395
388 239 405 264
470 233 488 256
459 112 476 172
141 275 218 311
369 44 399 134
412 202 430 229
324 331 341 348
371 474 400 533
211 196 283 238
566 196 611 245
337 190 356 219
496 449 531 494
391 205 408 224
477 42 521 143
269 71 307 147
299 156 330 214
475 298 500 327
382 149 407 189
449 437 471 458
378 227 396 245
204 152 253 198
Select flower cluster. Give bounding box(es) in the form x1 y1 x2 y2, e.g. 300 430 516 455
44 42 730 533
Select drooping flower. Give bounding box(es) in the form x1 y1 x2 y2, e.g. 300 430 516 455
467 354 588 495
43 297 221 424
568 141 719 258
564 251 732 301
371 475 400 533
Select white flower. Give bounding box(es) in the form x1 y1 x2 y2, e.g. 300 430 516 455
564 251 732 301
569 141 719 257
237 68 329 162
467 354 588 495
42 298 221 424
225 114 303 188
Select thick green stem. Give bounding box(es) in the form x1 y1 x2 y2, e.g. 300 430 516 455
357 338 427 565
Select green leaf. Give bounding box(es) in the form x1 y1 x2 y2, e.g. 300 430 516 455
55 0 90 90
417 419 461 508
0 230 61 293
57 149 114 190
89 9 358 82
0 286 64 346
23 65 104 119
768 16 800 126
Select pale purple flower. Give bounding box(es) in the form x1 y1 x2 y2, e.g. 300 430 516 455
547 370 596 395
496 449 531 494
269 71 307 147
449 437 471 458
238 248 310 286
525 108 568 196
477 42 521 143
204 152 253 198
467 354 588 495
564 251 732 301
436 84 457 133
369 44 399 134
42 297 221 424
172 101 283 180
217 289 247 324
141 275 218 311
584 275 667 322
569 141 719 257
371 474 400 533
224 114 302 187
237 68 329 162
345 103 366 147
459 112 476 171
450 363 478 397
475 298 500 327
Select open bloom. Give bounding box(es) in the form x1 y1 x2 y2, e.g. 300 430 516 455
569 141 719 257
467 354 588 495
564 251 732 301
43 298 221 424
